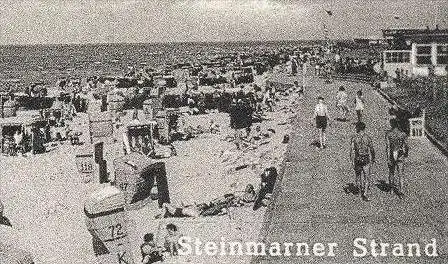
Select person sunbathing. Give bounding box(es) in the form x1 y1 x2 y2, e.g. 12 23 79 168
163 185 256 218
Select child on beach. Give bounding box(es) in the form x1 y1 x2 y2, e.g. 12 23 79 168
140 233 164 264
164 224 182 256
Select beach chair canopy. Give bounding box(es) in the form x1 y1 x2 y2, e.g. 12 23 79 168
84 185 125 217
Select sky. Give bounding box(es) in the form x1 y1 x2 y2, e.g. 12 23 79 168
0 0 446 45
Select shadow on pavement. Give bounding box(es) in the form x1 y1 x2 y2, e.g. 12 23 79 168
375 180 391 193
343 183 359 195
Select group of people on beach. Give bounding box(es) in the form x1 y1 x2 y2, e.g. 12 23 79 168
139 223 182 264
313 85 410 201
136 167 278 263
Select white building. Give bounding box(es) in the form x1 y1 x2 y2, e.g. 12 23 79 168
382 28 448 78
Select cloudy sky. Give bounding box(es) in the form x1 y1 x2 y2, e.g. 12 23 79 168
0 0 446 45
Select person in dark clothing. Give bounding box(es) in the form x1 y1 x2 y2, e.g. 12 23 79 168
229 99 253 130
386 119 409 197
253 167 278 210
389 102 411 135
229 99 254 148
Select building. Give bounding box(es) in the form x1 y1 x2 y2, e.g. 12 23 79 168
382 27 448 78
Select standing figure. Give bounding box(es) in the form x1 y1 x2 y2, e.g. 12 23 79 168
336 86 349 121
164 224 182 257
13 129 23 156
354 90 365 123
350 122 375 201
385 118 409 197
314 96 330 149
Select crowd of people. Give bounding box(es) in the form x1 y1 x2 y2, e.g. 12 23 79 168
0 41 421 264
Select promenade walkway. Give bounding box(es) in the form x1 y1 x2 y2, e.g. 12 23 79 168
254 72 448 264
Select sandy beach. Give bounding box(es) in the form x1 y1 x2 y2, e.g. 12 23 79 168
0 71 299 264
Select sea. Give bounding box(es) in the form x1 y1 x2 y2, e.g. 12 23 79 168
0 40 320 91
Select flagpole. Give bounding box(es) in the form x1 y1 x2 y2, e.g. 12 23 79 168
324 9 333 52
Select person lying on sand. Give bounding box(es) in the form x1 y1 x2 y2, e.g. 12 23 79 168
163 185 257 218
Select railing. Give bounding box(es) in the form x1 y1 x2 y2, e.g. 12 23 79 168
409 110 426 138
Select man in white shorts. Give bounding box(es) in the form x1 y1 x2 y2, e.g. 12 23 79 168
314 96 330 149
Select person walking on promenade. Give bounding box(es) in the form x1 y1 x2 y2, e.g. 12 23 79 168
336 86 349 121
350 122 375 201
354 90 365 123
385 118 409 197
314 96 330 149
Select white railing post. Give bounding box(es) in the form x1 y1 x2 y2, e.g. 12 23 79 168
409 109 425 138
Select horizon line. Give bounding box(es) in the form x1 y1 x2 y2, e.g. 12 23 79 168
0 38 357 47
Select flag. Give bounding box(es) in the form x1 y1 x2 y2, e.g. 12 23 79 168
325 10 333 16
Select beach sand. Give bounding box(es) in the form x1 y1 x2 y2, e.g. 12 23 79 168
0 73 298 264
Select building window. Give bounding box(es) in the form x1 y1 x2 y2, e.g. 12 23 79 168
416 45 432 65
384 51 410 63
437 45 448 65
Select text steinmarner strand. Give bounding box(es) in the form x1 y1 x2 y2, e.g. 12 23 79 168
178 236 439 257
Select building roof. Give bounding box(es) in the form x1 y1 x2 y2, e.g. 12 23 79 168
383 27 448 45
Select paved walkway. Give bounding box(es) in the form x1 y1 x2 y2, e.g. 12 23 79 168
254 73 448 264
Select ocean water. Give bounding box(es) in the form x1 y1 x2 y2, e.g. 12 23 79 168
0 40 317 91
